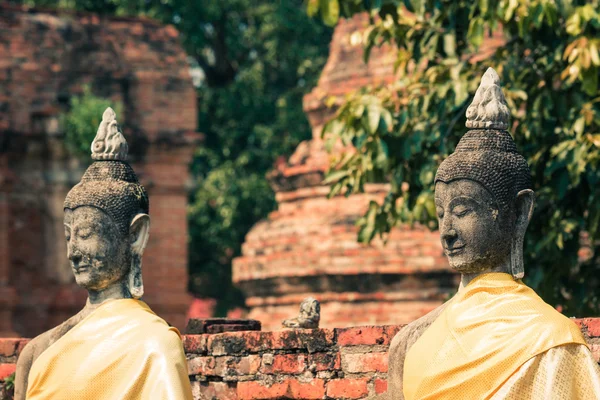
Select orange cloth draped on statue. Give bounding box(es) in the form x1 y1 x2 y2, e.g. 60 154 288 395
26 299 193 400
403 272 590 400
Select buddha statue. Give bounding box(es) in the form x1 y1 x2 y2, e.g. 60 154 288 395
14 108 193 400
381 68 600 399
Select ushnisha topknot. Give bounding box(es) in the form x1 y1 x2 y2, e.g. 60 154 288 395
64 108 149 235
465 67 510 130
91 107 129 161
435 68 531 213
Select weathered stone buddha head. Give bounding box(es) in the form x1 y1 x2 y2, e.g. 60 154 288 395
434 68 535 278
63 108 150 298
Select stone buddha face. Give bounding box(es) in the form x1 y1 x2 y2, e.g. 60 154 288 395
64 206 129 290
435 180 510 273
435 178 534 276
64 206 149 298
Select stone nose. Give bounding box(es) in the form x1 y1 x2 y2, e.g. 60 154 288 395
440 220 459 248
67 242 82 264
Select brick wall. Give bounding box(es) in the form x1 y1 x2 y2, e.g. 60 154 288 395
2 318 599 399
0 4 199 336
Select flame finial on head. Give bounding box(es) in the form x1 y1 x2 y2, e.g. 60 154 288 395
465 68 510 130
91 107 128 161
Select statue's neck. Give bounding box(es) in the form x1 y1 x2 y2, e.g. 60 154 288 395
86 280 132 307
460 257 512 288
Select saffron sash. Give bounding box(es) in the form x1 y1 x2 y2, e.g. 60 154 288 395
403 273 587 400
26 299 193 400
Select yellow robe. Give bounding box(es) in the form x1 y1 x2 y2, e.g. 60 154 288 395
26 299 193 400
403 272 599 400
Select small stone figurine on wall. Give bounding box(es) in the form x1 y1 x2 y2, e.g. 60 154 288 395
282 297 321 329
379 68 600 399
14 109 193 400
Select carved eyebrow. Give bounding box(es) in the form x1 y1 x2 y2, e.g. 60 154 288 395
73 221 102 233
447 196 480 207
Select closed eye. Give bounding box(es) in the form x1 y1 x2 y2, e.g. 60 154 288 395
453 206 472 217
78 229 93 239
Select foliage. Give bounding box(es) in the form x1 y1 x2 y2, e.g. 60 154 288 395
311 0 600 315
0 373 15 400
62 86 123 158
163 1 331 313
20 0 332 313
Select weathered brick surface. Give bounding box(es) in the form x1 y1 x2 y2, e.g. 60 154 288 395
326 378 369 399
0 4 198 337
1 318 599 399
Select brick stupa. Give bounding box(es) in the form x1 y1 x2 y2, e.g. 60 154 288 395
233 15 458 331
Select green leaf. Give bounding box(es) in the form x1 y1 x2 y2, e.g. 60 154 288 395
367 104 381 133
443 33 456 57
323 169 350 184
306 0 319 17
467 18 484 48
320 0 340 26
573 117 585 136
581 67 598 96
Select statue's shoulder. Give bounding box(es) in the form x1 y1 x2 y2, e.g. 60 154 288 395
390 301 448 355
384 303 449 400
21 311 83 362
20 326 55 362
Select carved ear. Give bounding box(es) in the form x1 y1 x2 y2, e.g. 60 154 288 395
515 189 535 229
510 189 535 279
129 213 150 255
128 214 149 299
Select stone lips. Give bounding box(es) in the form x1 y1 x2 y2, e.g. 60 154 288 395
435 129 532 212
63 161 149 236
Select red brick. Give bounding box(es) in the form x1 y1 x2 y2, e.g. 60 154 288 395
260 354 306 374
207 329 335 355
288 379 326 399
308 352 341 371
182 335 207 354
238 381 287 399
583 318 600 337
0 339 19 357
342 352 388 373
189 355 260 377
326 378 369 399
336 326 402 346
215 355 261 377
375 378 388 394
0 364 15 380
195 381 236 400
187 356 215 375
238 379 325 399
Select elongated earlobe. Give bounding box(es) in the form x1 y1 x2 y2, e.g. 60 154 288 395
511 189 535 279
128 214 150 299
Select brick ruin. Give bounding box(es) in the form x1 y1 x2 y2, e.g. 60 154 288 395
233 14 457 331
1 318 599 399
0 4 199 337
0 6 599 400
